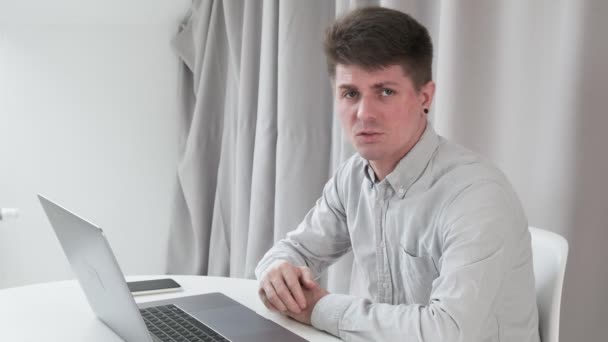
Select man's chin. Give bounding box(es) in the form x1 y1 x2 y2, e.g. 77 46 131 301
355 148 385 161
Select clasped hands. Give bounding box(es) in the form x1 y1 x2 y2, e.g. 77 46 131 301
258 261 329 325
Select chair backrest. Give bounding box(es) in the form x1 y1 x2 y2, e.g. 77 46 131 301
529 227 568 342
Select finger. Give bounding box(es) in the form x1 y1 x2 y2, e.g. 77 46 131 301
270 276 302 313
282 266 307 310
258 288 279 312
263 280 288 312
284 310 299 321
300 267 318 288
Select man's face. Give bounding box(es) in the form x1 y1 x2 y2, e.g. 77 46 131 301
334 64 434 164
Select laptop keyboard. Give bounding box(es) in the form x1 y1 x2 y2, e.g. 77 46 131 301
141 304 230 342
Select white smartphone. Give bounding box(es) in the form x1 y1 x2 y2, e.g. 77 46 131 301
127 278 182 296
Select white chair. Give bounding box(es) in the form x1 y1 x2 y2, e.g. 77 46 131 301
529 227 569 342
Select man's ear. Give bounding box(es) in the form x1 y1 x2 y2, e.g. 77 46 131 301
419 81 436 109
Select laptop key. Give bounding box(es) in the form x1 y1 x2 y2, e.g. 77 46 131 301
142 305 226 342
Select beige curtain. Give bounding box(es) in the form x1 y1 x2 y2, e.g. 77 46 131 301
167 1 608 341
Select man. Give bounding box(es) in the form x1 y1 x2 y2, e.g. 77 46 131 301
255 7 540 342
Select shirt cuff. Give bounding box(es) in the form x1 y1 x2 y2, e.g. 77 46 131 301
311 293 355 337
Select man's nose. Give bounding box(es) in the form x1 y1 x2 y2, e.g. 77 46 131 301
356 95 378 120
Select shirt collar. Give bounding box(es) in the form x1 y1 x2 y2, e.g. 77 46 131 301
363 121 439 198
364 162 377 184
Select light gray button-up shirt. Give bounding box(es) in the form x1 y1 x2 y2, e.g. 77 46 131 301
255 123 540 342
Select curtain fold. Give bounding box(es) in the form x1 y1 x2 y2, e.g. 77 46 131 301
167 1 608 341
167 0 339 279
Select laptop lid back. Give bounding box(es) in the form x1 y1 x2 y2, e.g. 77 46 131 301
38 195 152 342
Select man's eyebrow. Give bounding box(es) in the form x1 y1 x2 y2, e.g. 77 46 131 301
371 81 399 88
337 81 400 90
337 83 357 90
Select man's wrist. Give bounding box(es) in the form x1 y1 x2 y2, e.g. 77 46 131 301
310 293 355 337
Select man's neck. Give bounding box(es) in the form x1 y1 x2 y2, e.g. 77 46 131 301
369 158 400 182
369 121 427 181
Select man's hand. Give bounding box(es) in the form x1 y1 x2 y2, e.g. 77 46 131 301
258 260 327 323
283 281 328 325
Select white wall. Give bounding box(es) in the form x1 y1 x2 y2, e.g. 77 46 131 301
0 0 190 288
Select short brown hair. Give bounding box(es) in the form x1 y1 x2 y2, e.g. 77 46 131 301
324 7 433 90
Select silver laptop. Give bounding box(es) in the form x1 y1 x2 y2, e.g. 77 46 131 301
38 195 307 342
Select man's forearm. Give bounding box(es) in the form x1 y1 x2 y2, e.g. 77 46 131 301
310 294 464 342
255 240 311 280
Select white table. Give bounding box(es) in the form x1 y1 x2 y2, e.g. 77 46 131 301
0 275 341 342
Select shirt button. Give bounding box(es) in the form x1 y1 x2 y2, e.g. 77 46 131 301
398 188 404 195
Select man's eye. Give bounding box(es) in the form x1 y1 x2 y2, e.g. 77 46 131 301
343 91 358 98
381 88 395 96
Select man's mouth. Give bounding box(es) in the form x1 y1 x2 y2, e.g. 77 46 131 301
356 131 382 136
355 131 383 143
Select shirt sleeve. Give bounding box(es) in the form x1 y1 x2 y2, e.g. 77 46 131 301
255 162 352 280
310 181 527 342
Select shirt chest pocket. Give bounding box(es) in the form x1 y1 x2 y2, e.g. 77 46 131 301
398 247 439 304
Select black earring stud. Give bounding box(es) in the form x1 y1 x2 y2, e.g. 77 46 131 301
423 108 429 114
